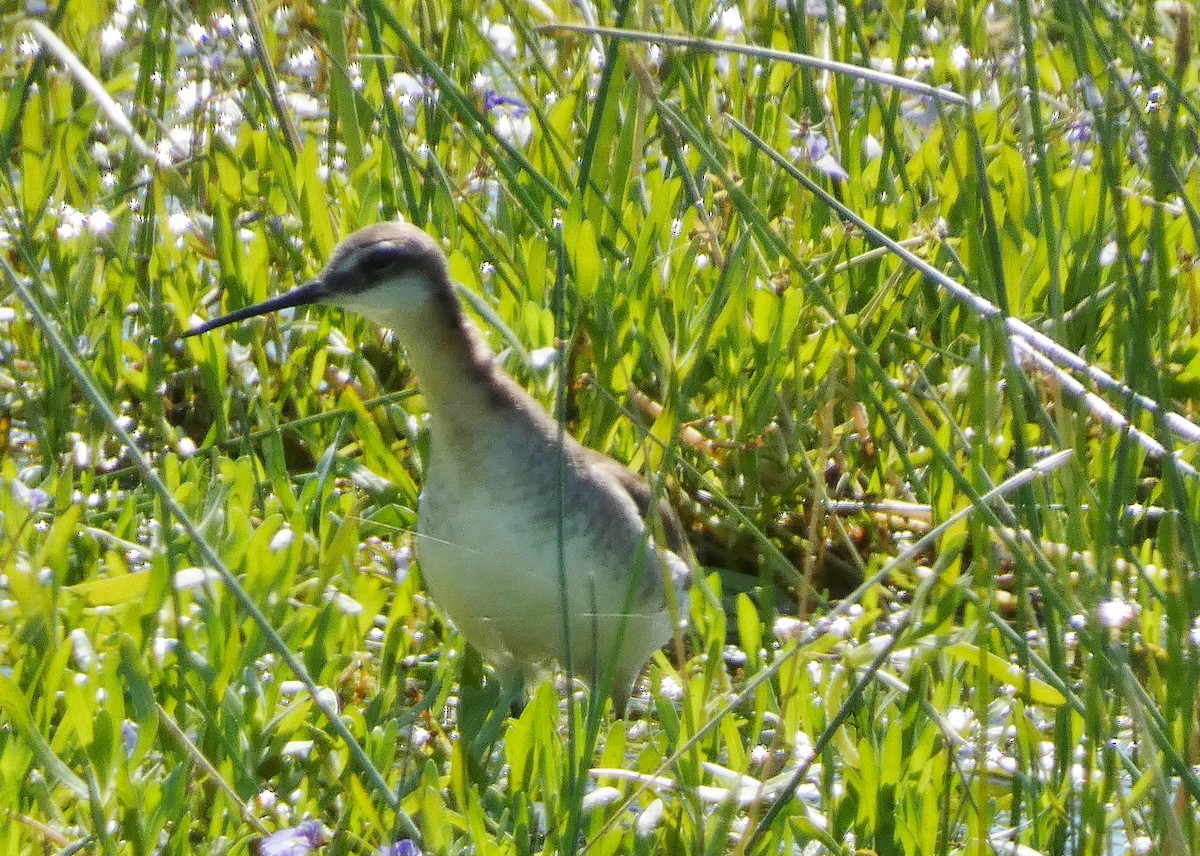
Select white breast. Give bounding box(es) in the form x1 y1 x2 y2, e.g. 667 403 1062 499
414 425 680 692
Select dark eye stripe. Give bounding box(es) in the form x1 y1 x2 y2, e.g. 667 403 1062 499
359 247 397 271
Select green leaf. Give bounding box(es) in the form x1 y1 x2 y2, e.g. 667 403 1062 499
944 642 1066 707
67 570 151 606
0 674 88 798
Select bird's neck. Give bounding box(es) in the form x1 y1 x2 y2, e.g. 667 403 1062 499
392 310 512 446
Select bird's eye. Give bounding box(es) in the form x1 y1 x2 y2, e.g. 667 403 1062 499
359 249 395 274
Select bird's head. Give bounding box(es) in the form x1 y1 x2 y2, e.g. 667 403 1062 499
181 222 457 338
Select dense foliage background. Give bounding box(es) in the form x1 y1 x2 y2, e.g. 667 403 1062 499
1 0 1198 853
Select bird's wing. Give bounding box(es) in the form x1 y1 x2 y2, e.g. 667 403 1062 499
582 448 695 576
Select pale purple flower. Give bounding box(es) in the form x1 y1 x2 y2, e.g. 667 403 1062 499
273 5 293 36
377 843 422 856
807 133 848 180
790 130 847 181
122 720 139 758
485 90 532 147
257 820 328 856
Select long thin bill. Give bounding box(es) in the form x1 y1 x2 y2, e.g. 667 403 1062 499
181 279 328 337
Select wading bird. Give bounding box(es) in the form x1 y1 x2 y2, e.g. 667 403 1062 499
184 222 693 716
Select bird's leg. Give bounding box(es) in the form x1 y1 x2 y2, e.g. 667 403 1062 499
495 665 527 719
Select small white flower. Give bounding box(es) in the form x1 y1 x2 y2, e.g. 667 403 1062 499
56 205 87 240
530 346 558 371
950 44 971 71
282 740 314 760
1099 240 1118 266
167 211 194 236
314 686 339 715
718 6 745 36
69 628 96 670
155 138 178 168
903 54 934 73
389 72 424 100
270 527 295 552
100 24 125 57
1098 599 1136 630
73 437 91 468
946 707 973 735
287 91 322 120
177 79 214 117
487 22 518 60
325 589 363 616
659 675 683 701
153 636 177 665
636 798 664 839
186 23 211 50
287 45 320 79
87 210 114 236
273 4 293 35
581 787 621 814
773 616 804 642
173 567 220 590
18 33 43 57
863 133 882 160
827 615 852 638
494 113 532 147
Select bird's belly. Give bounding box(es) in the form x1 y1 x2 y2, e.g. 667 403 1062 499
415 479 672 670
